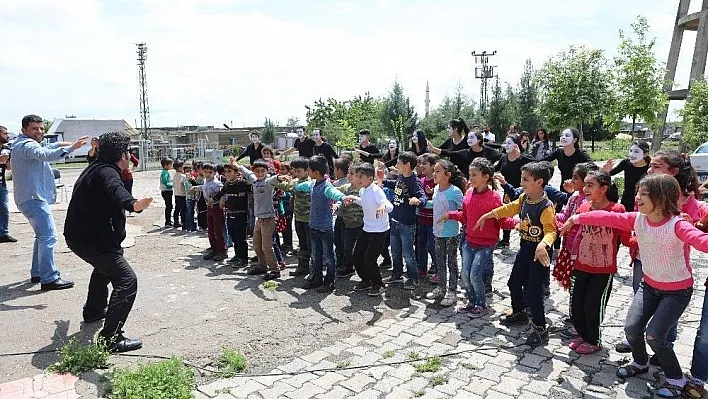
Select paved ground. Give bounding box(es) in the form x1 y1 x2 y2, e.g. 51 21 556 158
0 167 706 398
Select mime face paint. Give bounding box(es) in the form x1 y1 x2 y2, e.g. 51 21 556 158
389 140 397 150
628 145 644 163
559 129 574 147
504 138 516 152
468 133 478 147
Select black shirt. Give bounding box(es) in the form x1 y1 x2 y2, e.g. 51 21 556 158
544 148 592 193
609 158 649 211
358 143 381 164
215 179 250 214
440 146 502 178
294 137 316 158
313 142 338 174
64 161 137 253
0 143 9 187
495 154 534 187
440 137 470 175
236 142 264 165
382 149 399 168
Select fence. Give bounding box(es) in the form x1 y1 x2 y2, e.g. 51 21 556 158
135 140 224 171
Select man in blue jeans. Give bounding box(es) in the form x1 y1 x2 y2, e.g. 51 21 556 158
10 114 87 290
0 126 17 243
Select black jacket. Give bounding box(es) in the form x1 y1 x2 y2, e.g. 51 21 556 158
64 161 137 253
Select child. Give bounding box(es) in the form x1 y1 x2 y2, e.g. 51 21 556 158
447 158 514 317
563 170 630 355
218 164 250 266
297 155 348 292
560 173 708 397
280 162 294 253
379 151 427 289
172 161 187 229
200 163 227 261
159 157 174 227
476 162 557 346
423 160 464 306
347 163 393 296
417 153 439 279
283 157 313 277
603 140 650 212
334 162 365 278
332 158 353 277
182 165 197 232
239 160 289 280
194 162 208 231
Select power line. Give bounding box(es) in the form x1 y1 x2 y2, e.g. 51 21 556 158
471 50 497 112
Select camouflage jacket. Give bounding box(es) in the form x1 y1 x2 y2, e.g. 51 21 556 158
338 183 364 229
279 177 312 223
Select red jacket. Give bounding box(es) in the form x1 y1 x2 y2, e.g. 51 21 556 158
448 188 515 247
121 154 139 181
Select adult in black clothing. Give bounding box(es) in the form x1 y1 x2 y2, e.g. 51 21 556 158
495 134 534 247
236 132 264 165
602 140 650 211
311 128 337 174
64 131 153 353
543 127 592 194
428 131 501 178
381 139 400 168
354 129 381 164
281 127 315 159
407 129 429 156
87 137 99 163
438 118 470 174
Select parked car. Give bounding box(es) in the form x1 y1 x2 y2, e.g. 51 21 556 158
690 142 708 183
667 132 682 141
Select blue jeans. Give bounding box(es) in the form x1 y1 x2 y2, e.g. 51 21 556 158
0 185 9 236
273 231 283 263
632 259 677 345
417 224 435 274
461 241 493 307
185 199 196 231
390 220 418 280
692 289 708 382
17 199 59 284
310 228 335 281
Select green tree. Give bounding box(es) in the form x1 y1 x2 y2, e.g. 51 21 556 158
486 77 507 137
381 80 418 145
501 83 520 131
304 94 385 148
680 79 708 152
43 119 53 132
536 45 617 147
419 83 476 144
262 117 276 144
518 59 543 132
286 116 300 131
615 15 668 148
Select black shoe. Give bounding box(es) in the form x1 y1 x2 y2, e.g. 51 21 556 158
83 310 107 324
104 335 143 353
526 324 549 346
354 281 373 291
247 267 267 276
228 256 240 263
543 284 551 298
338 269 356 279
649 354 661 367
0 235 17 243
165 222 173 227
495 240 510 250
263 272 280 281
290 269 309 276
317 281 335 293
41 278 75 291
203 251 215 260
304 278 322 290
230 258 248 267
173 224 182 229
615 341 632 353
249 256 259 263
30 277 40 284
499 311 528 326
368 285 384 296
212 252 228 262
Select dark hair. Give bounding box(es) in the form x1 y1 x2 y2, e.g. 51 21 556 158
538 160 556 179
21 114 43 129
411 129 428 153
573 162 599 181
250 131 260 137
160 158 173 168
202 162 216 171
398 151 418 168
469 157 497 190
193 161 203 169
183 164 193 171
506 134 522 148
359 129 370 136
449 118 470 136
585 170 620 203
354 162 376 178
252 159 269 171
261 145 274 155
418 153 439 166
223 163 238 172
0 125 7 131
563 127 581 150
173 160 185 170
96 131 131 163
339 152 354 162
534 128 549 143
334 157 351 173
308 155 329 175
469 130 483 145
638 174 681 217
654 150 701 199
436 159 466 192
215 164 225 175
280 161 291 172
521 162 551 186
290 157 309 170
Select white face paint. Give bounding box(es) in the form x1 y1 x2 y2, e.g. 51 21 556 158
389 140 397 150
628 145 644 163
312 130 321 142
504 138 516 152
251 135 260 144
559 129 574 147
296 129 304 138
467 133 478 147
359 135 367 144
411 135 419 144
446 126 453 137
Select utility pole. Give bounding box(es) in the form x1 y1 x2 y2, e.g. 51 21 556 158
471 50 497 113
136 42 150 140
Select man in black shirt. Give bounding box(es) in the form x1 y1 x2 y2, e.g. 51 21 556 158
312 128 337 174
281 126 315 159
0 126 16 243
354 129 381 164
236 131 264 165
64 131 153 353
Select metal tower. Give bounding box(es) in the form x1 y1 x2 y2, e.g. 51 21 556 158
471 50 497 112
425 81 430 117
136 42 150 140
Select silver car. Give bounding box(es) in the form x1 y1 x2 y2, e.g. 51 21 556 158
690 142 708 183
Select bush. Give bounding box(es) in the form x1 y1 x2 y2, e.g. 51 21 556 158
217 349 247 378
108 357 195 399
47 338 111 374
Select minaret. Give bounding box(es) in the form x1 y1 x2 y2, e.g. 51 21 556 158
425 81 430 117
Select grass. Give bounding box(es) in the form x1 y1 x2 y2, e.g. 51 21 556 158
262 280 279 290
406 352 421 360
47 338 111 374
460 362 477 370
429 373 449 387
382 350 394 359
413 357 442 373
413 389 425 397
108 357 195 399
217 348 247 378
335 361 351 369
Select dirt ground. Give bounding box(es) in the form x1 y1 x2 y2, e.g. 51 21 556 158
0 169 407 397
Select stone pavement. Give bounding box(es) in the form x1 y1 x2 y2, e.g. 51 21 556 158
0 373 79 399
196 244 708 399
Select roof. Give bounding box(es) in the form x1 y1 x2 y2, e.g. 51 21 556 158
46 118 140 138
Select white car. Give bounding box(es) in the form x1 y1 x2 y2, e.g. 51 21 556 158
690 142 708 183
667 132 682 141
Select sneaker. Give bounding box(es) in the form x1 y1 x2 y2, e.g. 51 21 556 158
173 224 183 229
403 279 419 290
385 275 403 284
212 252 228 262
575 342 601 354
615 340 632 353
203 251 215 260
440 292 456 307
525 324 549 346
165 222 173 227
429 274 440 284
247 267 267 276
494 240 509 249
425 287 444 300
338 269 356 278
457 304 475 315
354 281 373 291
467 305 490 319
568 337 585 350
263 272 280 281
428 268 438 276
317 281 335 293
368 285 384 296
558 326 579 339
0 235 17 243
684 379 706 399
499 311 528 326
231 258 248 267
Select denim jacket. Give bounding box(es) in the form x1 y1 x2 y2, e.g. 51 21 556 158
10 135 74 205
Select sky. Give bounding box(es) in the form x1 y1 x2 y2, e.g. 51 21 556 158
0 0 697 133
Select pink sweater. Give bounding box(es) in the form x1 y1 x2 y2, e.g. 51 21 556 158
449 188 515 247
556 192 585 255
574 211 708 291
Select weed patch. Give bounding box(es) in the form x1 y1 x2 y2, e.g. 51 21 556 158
47 338 110 374
217 348 247 378
108 357 195 399
413 357 442 373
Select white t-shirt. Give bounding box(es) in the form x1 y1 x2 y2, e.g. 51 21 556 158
484 132 496 143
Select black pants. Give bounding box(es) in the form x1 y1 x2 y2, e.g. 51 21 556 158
508 241 547 327
75 249 137 338
123 179 133 195
501 229 511 243
334 218 345 270
294 220 310 252
343 226 362 272
282 213 293 248
197 196 207 229
354 231 385 286
570 270 613 346
174 196 187 227
380 230 391 264
226 213 248 260
161 190 173 225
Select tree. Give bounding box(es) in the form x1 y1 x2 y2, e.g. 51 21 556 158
304 94 385 149
286 116 300 131
501 83 520 131
43 119 53 132
518 59 542 132
486 77 507 137
262 117 276 144
615 15 668 148
680 79 708 152
419 83 476 143
536 45 617 147
381 80 418 145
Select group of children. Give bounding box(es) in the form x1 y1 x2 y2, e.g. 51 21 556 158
154 136 708 398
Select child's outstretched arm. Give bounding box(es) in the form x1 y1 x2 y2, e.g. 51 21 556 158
676 219 708 252
474 196 522 230
560 210 637 235
237 165 257 184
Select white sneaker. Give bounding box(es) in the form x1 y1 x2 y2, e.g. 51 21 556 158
425 287 444 300
440 291 456 307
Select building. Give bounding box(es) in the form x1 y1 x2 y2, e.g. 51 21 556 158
45 118 139 159
150 125 297 149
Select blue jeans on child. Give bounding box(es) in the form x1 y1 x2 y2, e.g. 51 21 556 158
417 224 435 274
461 241 493 307
632 259 678 345
17 199 60 284
692 289 708 382
390 219 418 280
185 199 196 231
310 228 335 282
0 185 9 236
